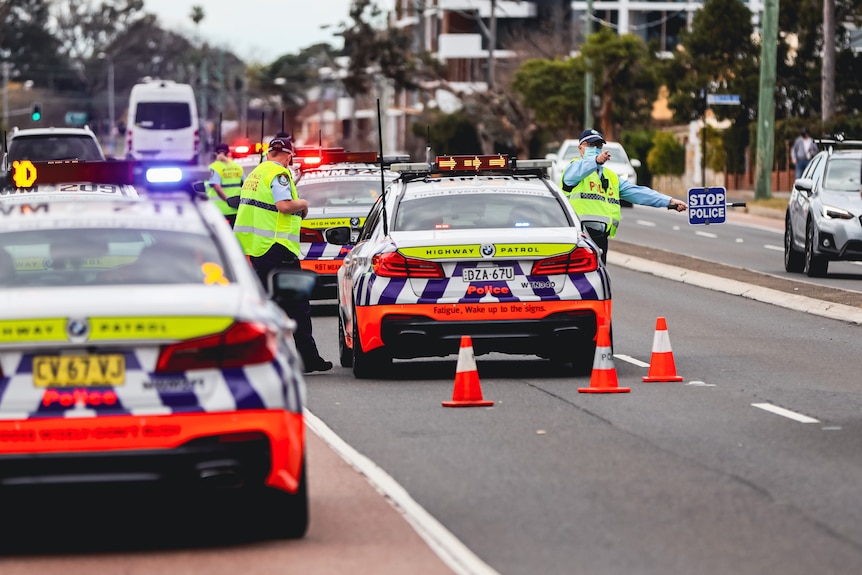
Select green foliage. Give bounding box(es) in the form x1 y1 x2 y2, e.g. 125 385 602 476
647 131 685 176
620 129 655 187
411 110 482 156
511 58 584 138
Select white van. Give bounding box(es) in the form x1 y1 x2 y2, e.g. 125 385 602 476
125 80 200 164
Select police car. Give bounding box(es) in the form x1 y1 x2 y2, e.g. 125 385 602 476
0 161 313 539
328 155 612 378
1 159 141 203
294 148 402 299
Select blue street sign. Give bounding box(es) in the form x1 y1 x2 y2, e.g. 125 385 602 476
688 187 727 225
706 94 741 106
64 111 88 125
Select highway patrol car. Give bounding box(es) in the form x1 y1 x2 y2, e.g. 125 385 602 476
0 161 312 539
294 148 402 299
329 155 612 378
1 159 140 202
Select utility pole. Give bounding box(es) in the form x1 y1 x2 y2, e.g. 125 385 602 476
822 0 835 122
488 0 497 90
107 57 115 155
2 62 10 129
754 0 779 200
584 0 594 129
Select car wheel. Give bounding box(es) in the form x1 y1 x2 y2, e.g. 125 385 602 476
352 307 391 379
253 458 309 539
804 221 828 277
338 314 353 368
784 214 804 273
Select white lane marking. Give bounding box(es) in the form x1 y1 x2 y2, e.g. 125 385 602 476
736 238 744 243
636 219 657 227
751 402 820 423
695 230 718 238
672 225 681 230
614 354 650 368
687 381 716 387
305 409 499 575
764 244 784 251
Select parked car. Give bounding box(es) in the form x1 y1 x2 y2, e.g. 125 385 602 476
2 126 106 169
546 139 641 186
784 140 862 277
125 79 200 165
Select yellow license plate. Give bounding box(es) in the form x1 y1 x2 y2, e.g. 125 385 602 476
33 355 125 387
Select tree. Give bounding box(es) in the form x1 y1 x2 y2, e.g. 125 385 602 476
511 58 585 141
0 0 71 90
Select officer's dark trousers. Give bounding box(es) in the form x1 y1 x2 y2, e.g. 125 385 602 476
249 244 324 366
586 228 609 265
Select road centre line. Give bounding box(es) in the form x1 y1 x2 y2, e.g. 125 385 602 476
695 230 718 238
614 354 650 368
764 244 784 251
636 219 657 227
305 409 500 575
751 402 820 423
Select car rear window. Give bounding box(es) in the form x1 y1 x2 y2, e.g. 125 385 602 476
0 229 231 287
824 157 862 191
395 190 571 231
9 135 104 162
135 102 192 130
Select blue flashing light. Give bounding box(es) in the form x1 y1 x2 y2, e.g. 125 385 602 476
145 167 184 184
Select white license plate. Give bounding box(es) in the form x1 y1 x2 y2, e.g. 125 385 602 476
462 266 515 282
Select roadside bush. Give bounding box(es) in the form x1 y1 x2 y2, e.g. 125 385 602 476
647 131 685 175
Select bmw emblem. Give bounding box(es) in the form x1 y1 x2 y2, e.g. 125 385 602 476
481 244 496 258
350 217 361 227
66 318 90 342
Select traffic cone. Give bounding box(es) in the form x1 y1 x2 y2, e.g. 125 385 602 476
642 317 684 382
442 336 494 407
578 324 630 394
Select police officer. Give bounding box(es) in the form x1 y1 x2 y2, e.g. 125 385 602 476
206 143 244 227
561 129 687 264
234 134 332 373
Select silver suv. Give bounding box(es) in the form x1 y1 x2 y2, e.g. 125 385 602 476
3 126 106 170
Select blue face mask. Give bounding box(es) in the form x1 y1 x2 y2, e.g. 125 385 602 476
583 146 600 160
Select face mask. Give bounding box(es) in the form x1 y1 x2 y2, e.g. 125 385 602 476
583 146 600 160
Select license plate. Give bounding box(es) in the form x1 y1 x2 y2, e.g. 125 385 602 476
33 355 125 387
313 261 343 274
462 266 515 282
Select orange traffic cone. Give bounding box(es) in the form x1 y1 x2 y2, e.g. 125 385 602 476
442 336 494 407
578 324 630 394
643 317 684 382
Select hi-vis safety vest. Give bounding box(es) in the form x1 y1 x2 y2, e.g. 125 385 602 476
234 161 301 258
560 158 622 238
205 159 244 215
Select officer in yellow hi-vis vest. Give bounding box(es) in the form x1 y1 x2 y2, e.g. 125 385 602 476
234 134 332 373
206 143 245 227
561 129 687 264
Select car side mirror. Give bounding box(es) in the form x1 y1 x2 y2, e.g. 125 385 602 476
794 178 814 196
630 159 641 169
267 269 317 302
324 226 352 245
581 220 610 242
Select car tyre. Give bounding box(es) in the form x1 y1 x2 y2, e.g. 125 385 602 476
338 314 353 368
352 307 391 379
804 221 828 277
784 214 804 273
254 458 309 539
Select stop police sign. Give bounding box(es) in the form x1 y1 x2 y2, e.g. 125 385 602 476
688 187 727 225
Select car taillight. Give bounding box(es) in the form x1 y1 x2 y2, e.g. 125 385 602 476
194 129 200 153
234 145 250 155
531 248 597 275
373 251 444 278
300 227 324 243
155 321 277 373
127 130 133 154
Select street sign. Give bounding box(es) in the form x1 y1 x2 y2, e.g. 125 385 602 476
64 111 88 125
706 94 741 106
688 187 727 225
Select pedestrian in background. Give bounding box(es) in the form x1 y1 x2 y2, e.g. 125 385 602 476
791 127 818 180
560 129 687 264
234 133 332 373
205 143 244 227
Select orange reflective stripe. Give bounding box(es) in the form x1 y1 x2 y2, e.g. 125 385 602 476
0 410 305 493
355 299 612 352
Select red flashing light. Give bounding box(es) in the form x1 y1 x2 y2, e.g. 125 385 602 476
436 154 509 171
300 227 324 243
155 321 277 372
372 252 445 279
530 248 598 275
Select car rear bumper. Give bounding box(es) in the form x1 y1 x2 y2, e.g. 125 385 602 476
356 300 610 358
300 261 341 300
0 410 304 493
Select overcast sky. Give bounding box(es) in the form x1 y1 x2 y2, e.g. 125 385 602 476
143 1 394 64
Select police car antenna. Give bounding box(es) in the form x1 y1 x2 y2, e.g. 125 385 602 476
377 99 389 236
258 112 265 165
425 126 431 166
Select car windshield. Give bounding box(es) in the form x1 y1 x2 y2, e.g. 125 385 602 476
9 135 103 162
135 102 192 130
296 179 387 208
0 228 231 287
394 190 571 231
824 157 862 192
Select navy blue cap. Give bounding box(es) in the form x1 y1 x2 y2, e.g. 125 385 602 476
214 143 230 154
579 129 605 146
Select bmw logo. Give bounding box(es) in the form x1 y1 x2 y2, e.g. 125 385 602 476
350 217 361 227
481 244 496 258
66 318 90 341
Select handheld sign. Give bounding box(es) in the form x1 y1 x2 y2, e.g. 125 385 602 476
688 187 727 225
